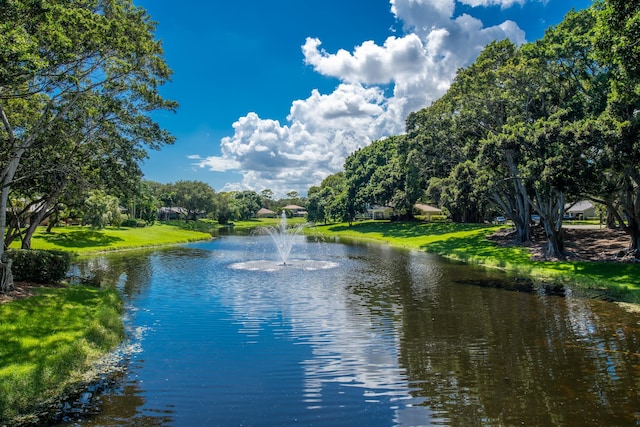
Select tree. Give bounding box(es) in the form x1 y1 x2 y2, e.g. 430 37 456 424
306 186 325 224
260 189 274 209
311 172 350 224
344 136 418 219
0 0 176 291
592 0 640 256
517 8 606 258
83 190 122 229
132 181 160 224
216 192 238 224
231 190 262 220
172 181 217 221
427 161 486 223
407 41 520 227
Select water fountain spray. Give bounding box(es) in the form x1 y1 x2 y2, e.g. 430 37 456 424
264 211 303 265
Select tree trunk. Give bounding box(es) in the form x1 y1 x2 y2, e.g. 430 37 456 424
606 207 618 229
505 150 532 243
21 199 60 249
533 187 566 259
542 222 565 259
489 189 532 244
627 217 640 257
0 257 13 293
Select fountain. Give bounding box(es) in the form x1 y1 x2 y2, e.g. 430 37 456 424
229 211 338 271
264 211 303 265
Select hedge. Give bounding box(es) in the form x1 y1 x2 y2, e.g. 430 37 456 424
7 249 73 284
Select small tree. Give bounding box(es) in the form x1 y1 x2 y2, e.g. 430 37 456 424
83 190 122 229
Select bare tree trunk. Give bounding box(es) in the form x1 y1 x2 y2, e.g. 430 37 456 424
0 103 33 291
0 256 13 293
534 188 566 260
627 217 640 257
21 195 61 249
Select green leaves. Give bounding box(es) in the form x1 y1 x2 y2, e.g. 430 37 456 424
1 0 176 233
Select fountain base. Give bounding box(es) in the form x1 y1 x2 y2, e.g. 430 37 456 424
229 259 338 272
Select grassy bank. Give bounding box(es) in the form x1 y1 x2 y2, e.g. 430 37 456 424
2 222 212 424
309 221 640 303
0 286 124 424
12 223 213 255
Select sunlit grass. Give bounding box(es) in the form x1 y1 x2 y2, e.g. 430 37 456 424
311 220 640 303
0 286 124 422
11 223 212 255
225 217 307 231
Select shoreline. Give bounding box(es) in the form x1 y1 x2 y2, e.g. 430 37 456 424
307 221 640 304
3 220 639 424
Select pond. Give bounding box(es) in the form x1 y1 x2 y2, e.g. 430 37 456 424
58 234 640 426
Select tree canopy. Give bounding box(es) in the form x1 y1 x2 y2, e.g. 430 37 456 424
0 0 176 290
306 1 640 260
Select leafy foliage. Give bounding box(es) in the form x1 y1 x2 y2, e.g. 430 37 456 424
0 0 176 288
7 249 72 284
83 190 123 229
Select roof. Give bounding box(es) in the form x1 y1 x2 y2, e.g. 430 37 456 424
158 207 187 214
566 200 594 213
282 204 305 210
414 203 442 213
256 208 276 215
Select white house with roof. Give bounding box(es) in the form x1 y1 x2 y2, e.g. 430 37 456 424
282 204 307 217
414 204 443 221
256 208 277 218
565 200 596 219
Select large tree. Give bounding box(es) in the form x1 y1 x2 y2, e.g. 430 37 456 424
408 40 520 226
0 0 176 290
308 172 350 224
344 136 419 219
592 0 640 256
172 181 217 221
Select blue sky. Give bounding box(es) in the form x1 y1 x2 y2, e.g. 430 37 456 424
136 0 593 198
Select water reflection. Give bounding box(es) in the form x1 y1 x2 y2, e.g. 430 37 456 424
63 236 640 426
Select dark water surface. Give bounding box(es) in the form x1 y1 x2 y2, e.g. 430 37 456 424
61 235 640 426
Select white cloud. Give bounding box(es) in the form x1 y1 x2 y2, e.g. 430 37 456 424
302 35 426 85
458 0 533 9
195 0 528 197
193 84 394 196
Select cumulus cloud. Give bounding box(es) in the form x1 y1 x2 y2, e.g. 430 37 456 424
193 0 529 197
459 0 535 9
194 84 393 194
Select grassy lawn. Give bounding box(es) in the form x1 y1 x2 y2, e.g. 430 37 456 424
12 223 213 255
310 220 640 303
0 286 124 424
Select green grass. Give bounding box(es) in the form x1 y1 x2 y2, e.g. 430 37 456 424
0 286 124 423
12 223 212 255
225 217 307 232
311 220 640 303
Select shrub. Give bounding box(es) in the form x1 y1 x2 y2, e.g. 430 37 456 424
121 219 146 227
8 249 73 284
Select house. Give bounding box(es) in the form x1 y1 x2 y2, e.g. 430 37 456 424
366 205 394 220
565 200 596 220
282 204 307 217
414 203 442 221
256 208 277 218
366 204 443 221
158 206 187 220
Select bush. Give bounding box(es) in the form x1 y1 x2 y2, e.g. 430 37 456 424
8 249 73 284
121 219 146 227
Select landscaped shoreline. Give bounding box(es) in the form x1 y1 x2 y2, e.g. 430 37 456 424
1 219 638 424
0 223 214 425
307 220 640 304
